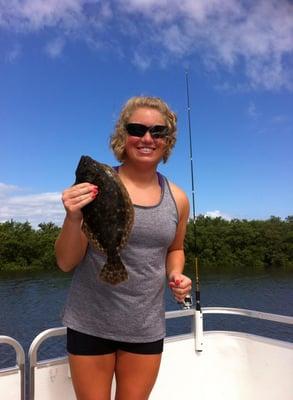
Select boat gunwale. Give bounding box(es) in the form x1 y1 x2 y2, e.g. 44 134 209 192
165 307 293 325
201 307 293 325
20 307 293 370
1 307 293 400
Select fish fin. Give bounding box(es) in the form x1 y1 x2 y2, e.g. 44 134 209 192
99 258 128 285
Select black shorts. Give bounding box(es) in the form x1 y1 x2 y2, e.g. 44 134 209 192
67 328 164 355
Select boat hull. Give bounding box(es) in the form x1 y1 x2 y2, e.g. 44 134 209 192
1 308 293 399
151 331 293 399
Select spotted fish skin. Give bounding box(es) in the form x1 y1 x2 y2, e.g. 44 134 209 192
75 155 134 285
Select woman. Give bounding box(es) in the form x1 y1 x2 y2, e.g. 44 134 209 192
55 96 192 400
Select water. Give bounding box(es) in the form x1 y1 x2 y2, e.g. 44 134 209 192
167 268 293 342
0 268 293 371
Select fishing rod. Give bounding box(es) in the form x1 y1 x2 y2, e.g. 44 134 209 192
184 70 203 351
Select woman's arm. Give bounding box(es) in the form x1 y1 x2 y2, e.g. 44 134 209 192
55 182 97 272
166 182 192 302
55 216 88 272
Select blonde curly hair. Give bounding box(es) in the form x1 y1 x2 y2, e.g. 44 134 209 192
110 96 177 163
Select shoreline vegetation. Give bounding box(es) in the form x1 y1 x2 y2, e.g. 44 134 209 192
0 216 292 273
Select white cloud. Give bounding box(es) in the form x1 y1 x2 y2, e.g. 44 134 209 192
0 0 114 31
271 114 290 124
5 45 22 62
45 37 65 58
0 0 293 90
117 0 293 90
204 210 232 221
247 101 259 119
0 182 65 228
132 52 151 71
0 182 19 194
0 0 84 30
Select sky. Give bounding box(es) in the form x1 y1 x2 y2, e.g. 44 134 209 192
0 0 292 228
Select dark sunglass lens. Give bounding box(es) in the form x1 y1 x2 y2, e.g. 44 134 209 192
149 126 168 138
150 125 167 133
126 123 168 139
126 124 147 137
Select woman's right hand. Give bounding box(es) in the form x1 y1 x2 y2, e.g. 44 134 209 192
62 183 98 222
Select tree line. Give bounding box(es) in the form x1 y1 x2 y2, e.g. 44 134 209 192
0 216 292 272
0 220 60 272
185 215 293 271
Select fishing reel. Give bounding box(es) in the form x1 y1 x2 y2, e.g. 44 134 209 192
181 294 193 310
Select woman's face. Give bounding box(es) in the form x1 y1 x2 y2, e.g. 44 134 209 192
124 107 167 166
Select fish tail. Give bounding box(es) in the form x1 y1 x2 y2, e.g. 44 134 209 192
99 256 128 285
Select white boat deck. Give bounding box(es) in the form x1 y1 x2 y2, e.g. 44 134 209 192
1 307 293 399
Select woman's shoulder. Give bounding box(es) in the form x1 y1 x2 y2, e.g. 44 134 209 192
167 180 187 199
166 180 190 218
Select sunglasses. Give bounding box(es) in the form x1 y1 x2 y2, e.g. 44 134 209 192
125 123 169 139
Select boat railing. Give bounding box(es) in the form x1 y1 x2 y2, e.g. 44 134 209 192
165 306 293 325
28 326 69 400
165 307 293 350
202 306 293 324
1 307 293 399
0 335 25 400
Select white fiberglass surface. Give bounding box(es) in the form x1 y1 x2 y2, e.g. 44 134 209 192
4 330 292 400
150 332 293 400
0 372 22 400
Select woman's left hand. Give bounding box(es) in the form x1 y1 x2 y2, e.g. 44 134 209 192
168 273 192 303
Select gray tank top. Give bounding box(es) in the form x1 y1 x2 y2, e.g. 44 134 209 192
62 175 179 342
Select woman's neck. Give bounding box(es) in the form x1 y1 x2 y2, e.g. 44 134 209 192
118 162 162 206
118 162 159 188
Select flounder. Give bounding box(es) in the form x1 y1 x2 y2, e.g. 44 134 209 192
75 155 134 285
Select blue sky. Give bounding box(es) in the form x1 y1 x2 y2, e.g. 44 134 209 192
0 0 292 227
